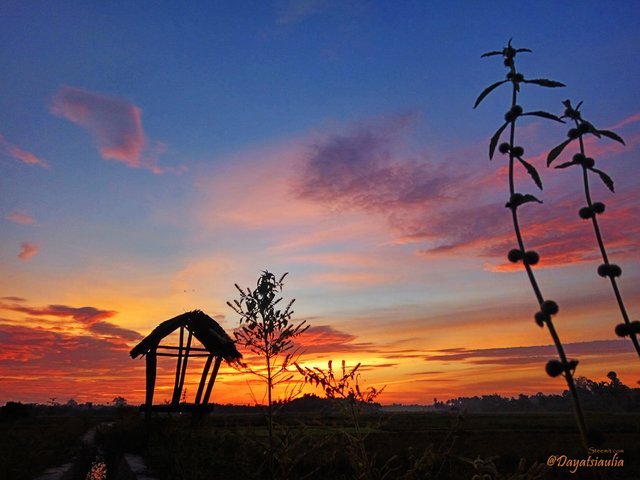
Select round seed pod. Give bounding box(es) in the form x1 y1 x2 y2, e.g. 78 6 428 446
564 107 578 119
545 360 563 377
508 249 523 263
512 146 524 157
577 122 591 134
514 73 524 82
597 264 610 277
615 323 629 337
534 311 547 328
583 157 595 169
504 46 516 58
506 193 523 209
587 428 605 447
567 128 579 139
541 300 559 316
592 202 605 214
572 153 586 164
512 105 523 116
503 58 513 67
524 251 539 266
609 264 622 277
498 142 511 154
629 321 640 334
579 207 593 219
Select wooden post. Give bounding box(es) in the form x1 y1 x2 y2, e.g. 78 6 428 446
171 326 184 405
195 354 214 405
202 356 223 405
176 330 193 402
145 348 157 420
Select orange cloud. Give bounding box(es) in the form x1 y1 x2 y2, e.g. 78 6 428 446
0 133 48 168
18 242 39 260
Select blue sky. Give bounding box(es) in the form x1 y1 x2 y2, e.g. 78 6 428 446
1 1 639 404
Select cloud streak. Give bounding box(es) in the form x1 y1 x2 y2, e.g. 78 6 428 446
425 339 633 366
7 211 35 225
0 133 48 168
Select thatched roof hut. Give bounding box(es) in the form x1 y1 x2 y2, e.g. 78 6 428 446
130 310 241 417
130 310 241 361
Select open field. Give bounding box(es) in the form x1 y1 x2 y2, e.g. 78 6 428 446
4 410 637 479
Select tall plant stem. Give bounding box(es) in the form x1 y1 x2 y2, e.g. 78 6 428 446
507 73 589 451
263 311 275 479
577 134 640 358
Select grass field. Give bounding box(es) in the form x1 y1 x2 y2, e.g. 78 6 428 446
2 410 638 479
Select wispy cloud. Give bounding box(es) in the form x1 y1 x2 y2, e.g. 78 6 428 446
51 86 182 174
425 339 633 366
0 133 48 168
276 0 327 23
51 86 144 167
6 211 35 225
18 242 39 260
1 301 117 325
275 0 365 24
295 114 452 212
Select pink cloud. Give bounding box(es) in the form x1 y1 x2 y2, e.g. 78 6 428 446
1 302 117 325
0 133 48 168
18 242 39 260
295 114 453 212
6 211 35 225
51 86 182 174
51 86 144 166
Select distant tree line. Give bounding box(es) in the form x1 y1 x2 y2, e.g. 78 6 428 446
435 372 639 412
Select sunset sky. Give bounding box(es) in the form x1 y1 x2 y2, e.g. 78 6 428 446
2 1 640 406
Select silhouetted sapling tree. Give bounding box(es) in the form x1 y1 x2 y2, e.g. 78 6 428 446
228 270 308 477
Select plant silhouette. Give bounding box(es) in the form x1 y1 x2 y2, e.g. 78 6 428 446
296 360 388 480
547 100 640 359
474 40 591 450
228 270 309 478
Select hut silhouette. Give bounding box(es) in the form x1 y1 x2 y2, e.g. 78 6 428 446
130 310 241 416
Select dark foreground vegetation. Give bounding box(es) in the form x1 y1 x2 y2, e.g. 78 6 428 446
2 392 639 480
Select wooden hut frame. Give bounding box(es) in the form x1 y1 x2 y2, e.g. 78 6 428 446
130 310 241 416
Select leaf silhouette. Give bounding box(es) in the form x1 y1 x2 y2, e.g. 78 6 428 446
506 193 543 209
523 78 565 88
523 111 564 122
489 121 509 159
518 157 543 190
592 168 615 192
516 48 532 53
547 139 572 166
474 80 509 109
555 160 579 169
481 50 503 58
521 194 543 205
596 129 625 145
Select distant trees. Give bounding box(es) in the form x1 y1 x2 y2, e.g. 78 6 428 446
440 372 638 412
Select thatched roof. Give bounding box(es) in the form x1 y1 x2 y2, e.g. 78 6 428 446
130 310 241 361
